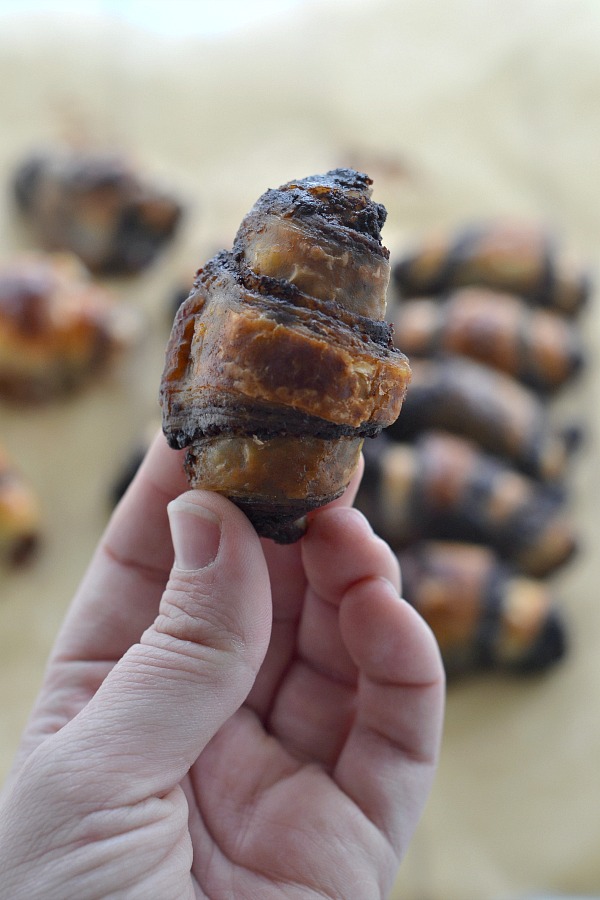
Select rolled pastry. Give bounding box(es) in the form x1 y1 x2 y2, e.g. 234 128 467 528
399 541 567 676
160 169 410 541
0 253 140 402
393 220 589 316
13 148 183 275
386 355 577 481
391 287 585 393
358 430 577 577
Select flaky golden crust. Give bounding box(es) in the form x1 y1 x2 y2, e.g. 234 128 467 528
162 256 407 443
160 169 410 541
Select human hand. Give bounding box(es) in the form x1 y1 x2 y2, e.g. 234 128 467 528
0 433 444 900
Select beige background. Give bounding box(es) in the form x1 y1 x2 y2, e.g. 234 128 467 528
1 1 600 897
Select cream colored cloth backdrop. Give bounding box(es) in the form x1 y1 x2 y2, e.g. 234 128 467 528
1 1 599 897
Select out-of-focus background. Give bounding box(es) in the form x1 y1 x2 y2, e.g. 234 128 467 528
1 1 600 897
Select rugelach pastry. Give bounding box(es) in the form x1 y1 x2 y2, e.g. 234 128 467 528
160 169 410 541
399 540 567 676
0 253 139 402
13 147 183 275
386 356 578 481
393 220 590 316
358 431 577 577
391 286 585 393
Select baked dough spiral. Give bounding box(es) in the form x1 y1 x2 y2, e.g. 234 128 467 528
160 168 410 541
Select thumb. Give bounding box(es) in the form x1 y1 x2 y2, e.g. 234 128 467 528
58 491 273 802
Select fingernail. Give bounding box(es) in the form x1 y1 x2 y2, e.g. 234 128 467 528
168 499 222 570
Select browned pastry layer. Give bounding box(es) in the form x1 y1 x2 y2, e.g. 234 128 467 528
162 256 405 444
386 356 577 481
0 254 139 402
392 287 585 393
0 442 41 565
357 430 577 577
160 169 410 541
399 541 567 676
393 221 590 316
13 148 183 275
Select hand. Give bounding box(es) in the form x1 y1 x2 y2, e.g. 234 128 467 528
0 433 444 900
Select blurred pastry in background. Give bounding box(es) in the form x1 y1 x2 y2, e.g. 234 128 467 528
13 147 184 275
386 356 581 482
391 287 585 393
399 540 567 676
0 442 41 566
0 253 142 403
392 220 590 316
357 430 578 577
380 219 590 681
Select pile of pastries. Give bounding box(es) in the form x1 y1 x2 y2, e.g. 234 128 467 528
355 221 590 677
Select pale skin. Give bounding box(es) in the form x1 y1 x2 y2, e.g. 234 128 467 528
0 433 445 900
